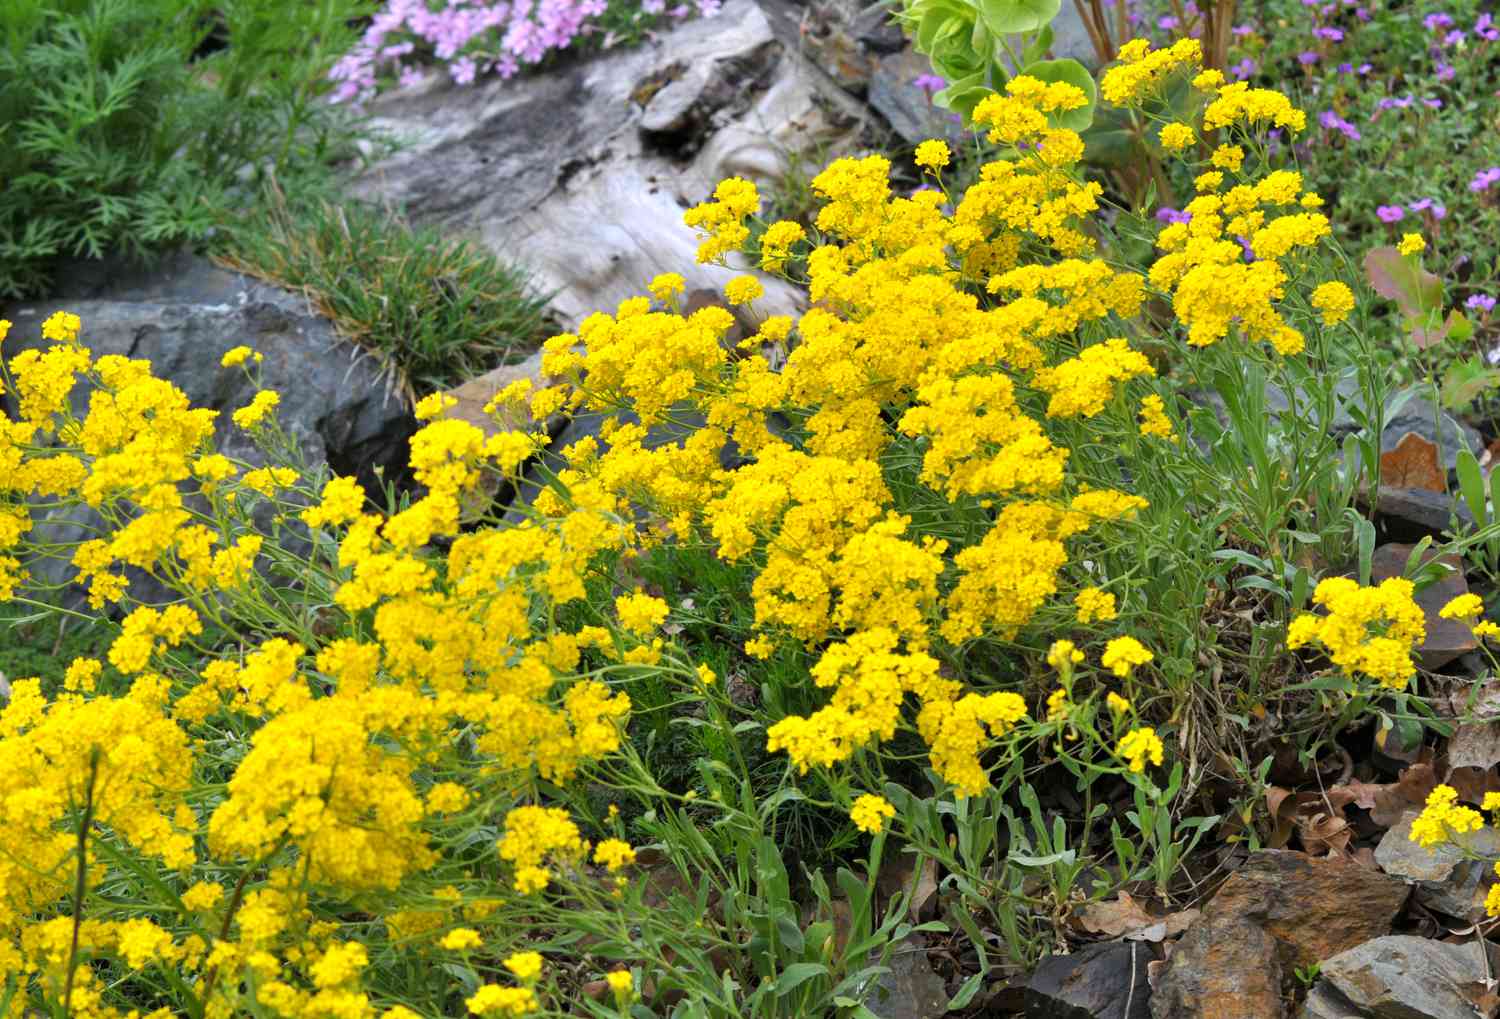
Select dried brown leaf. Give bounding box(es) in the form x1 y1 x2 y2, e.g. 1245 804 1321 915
1380 431 1446 492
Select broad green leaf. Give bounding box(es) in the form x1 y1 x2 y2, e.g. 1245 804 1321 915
1021 57 1097 130
932 70 993 120
978 0 1061 36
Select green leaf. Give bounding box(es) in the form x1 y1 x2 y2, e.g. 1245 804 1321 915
932 70 994 120
1020 58 1097 130
1021 23 1054 63
1080 103 1140 166
773 962 828 997
948 972 986 1010
978 0 1062 36
1457 449 1487 524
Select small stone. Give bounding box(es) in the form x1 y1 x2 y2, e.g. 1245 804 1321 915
443 350 554 434
1149 916 1284 1019
1374 811 1500 920
864 935 950 1019
1027 941 1151 1019
1374 486 1476 543
1201 851 1410 974
639 63 712 133
1301 935 1500 1019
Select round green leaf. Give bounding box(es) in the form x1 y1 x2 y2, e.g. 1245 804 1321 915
977 0 1061 36
1020 57 1098 131
933 71 994 121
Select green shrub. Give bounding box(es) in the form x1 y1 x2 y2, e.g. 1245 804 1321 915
0 0 371 299
215 189 556 397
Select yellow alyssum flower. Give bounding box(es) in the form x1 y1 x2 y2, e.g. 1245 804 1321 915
1287 577 1424 689
914 139 950 170
1106 691 1131 714
1101 636 1153 677
504 951 545 982
232 389 281 429
1408 785 1484 849
614 592 669 635
606 970 635 999
441 928 483 952
1398 232 1426 256
1138 393 1176 441
648 272 686 302
1310 281 1355 326
220 345 262 368
593 838 636 872
1075 586 1118 623
1439 593 1484 620
1116 726 1164 772
467 984 538 1016
724 275 764 305
850 793 896 834
1159 123 1195 150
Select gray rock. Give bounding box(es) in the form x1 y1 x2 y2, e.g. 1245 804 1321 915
354 0 867 329
1027 941 1151 1019
1374 811 1500 920
1 253 415 600
1299 935 1499 1019
1187 377 1479 475
1374 486 1475 542
867 47 960 146
864 935 950 1019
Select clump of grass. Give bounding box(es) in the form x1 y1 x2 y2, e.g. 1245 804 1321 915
215 186 555 400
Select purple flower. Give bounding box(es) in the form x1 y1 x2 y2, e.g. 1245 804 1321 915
1237 236 1256 261
1358 62 1372 73
1424 12 1454 30
1230 57 1257 79
1477 13 1499 40
1444 28 1466 45
1376 205 1405 223
1338 61 1353 73
1158 14 1180 29
1298 50 1321 64
1425 97 1444 108
1319 109 1362 139
1313 25 1344 40
1471 167 1500 192
912 73 945 94
1232 23 1254 35
1355 6 1371 19
1436 63 1456 81
1467 294 1497 313
1156 207 1192 224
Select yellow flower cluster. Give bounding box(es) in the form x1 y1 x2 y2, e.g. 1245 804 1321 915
0 46 1357 1012
1287 578 1426 688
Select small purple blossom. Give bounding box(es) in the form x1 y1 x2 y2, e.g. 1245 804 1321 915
1338 61 1353 73
1298 50 1321 64
1467 294 1497 313
1158 14 1180 29
1471 167 1500 192
1425 96 1444 108
1156 207 1193 224
1232 23 1254 35
1477 12 1499 39
1423 12 1454 30
1436 63 1456 81
1376 205 1405 223
1443 28 1466 45
1313 25 1344 40
1354 6 1371 19
912 73 946 94
1319 109 1362 139
1230 57 1257 79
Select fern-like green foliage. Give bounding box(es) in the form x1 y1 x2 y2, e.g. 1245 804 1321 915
0 0 371 299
